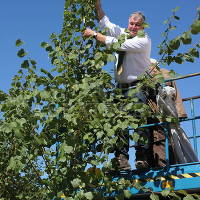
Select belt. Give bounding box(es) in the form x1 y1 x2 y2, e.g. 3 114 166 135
117 80 140 89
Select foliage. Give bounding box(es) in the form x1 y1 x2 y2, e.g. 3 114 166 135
0 1 199 200
158 6 200 65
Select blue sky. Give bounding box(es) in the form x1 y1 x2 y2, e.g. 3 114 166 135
0 1 200 164
0 1 65 91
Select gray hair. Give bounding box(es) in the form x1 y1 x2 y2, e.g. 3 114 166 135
129 11 146 23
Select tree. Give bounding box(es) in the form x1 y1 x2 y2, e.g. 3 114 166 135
0 1 199 199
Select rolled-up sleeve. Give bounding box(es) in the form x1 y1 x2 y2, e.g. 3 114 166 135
105 35 151 53
105 36 118 46
119 36 151 52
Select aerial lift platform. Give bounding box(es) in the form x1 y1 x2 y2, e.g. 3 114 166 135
61 72 200 199
109 72 200 199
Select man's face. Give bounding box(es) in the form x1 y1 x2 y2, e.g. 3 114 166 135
128 14 144 37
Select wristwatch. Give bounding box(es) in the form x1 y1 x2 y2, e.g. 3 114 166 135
93 31 98 38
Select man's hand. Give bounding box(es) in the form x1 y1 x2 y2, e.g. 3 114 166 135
83 28 96 38
83 28 106 44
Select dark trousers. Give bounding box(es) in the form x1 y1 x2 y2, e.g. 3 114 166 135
136 117 177 168
116 84 177 167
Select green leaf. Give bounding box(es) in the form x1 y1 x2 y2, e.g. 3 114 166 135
132 133 140 142
7 157 16 170
124 190 132 199
181 32 192 44
68 53 77 60
172 6 180 12
30 59 37 65
112 42 120 50
62 144 73 154
169 192 181 200
85 44 92 49
115 193 124 200
183 195 196 200
188 48 199 58
169 38 180 50
55 76 65 84
191 194 200 199
40 42 49 48
107 54 115 62
191 20 200 34
177 190 188 196
169 26 177 31
174 56 184 64
130 123 138 129
150 193 159 200
184 54 195 63
174 16 180 20
166 117 173 122
84 192 93 200
71 178 81 188
7 156 24 171
16 39 24 47
17 48 27 58
161 189 170 197
137 30 145 38
142 22 150 28
65 0 71 9
97 103 107 113
21 60 29 69
50 33 57 39
40 68 54 79
94 52 103 60
163 19 169 24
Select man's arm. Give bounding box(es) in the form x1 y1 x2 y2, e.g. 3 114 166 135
96 0 105 21
83 29 151 53
83 28 106 43
83 0 106 43
118 36 151 52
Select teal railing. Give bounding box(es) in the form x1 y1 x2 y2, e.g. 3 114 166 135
129 72 200 167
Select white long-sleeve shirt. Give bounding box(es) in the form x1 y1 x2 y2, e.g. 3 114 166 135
99 16 151 83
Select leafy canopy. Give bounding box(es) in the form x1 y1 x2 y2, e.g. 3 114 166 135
0 1 199 200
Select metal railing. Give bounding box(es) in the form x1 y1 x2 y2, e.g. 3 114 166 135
167 72 200 158
129 72 200 167
182 95 200 156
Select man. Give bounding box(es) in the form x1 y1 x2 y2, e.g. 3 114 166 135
83 0 152 170
83 1 151 85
